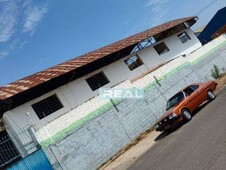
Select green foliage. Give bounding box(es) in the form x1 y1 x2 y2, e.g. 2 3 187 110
211 65 221 79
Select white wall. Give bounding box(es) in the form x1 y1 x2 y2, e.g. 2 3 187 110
3 89 72 129
138 29 201 70
3 28 201 140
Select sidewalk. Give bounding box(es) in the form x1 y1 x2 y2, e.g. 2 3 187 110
99 130 160 170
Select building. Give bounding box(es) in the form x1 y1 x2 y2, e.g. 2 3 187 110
193 25 206 37
211 25 226 39
198 6 226 44
0 16 201 168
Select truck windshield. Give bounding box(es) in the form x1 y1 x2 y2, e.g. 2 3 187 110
166 92 185 111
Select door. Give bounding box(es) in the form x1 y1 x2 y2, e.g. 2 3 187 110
183 85 200 112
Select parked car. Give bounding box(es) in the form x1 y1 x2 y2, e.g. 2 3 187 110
154 80 217 132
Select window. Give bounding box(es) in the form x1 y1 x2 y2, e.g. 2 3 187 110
124 55 143 71
177 32 191 43
184 87 194 95
166 92 185 110
190 85 199 90
32 94 63 119
86 72 109 91
130 37 156 54
154 42 169 55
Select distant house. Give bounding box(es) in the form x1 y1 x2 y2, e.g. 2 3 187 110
211 25 226 39
198 6 226 44
193 25 206 37
0 16 201 168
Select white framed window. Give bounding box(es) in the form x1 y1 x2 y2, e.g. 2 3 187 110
124 55 143 71
178 31 191 43
86 72 110 91
32 94 63 119
154 42 169 55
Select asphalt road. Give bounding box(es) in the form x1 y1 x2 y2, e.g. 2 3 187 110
128 87 226 170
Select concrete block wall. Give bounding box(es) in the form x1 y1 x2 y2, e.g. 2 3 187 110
35 80 132 143
115 98 156 140
43 36 226 170
193 51 226 80
45 99 159 169
46 107 132 170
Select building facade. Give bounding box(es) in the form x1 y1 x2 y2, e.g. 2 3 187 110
0 16 202 168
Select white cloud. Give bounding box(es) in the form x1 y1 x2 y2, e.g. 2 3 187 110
0 38 27 59
151 6 161 13
151 9 168 26
0 51 9 60
23 1 48 33
0 0 18 42
0 0 48 59
145 0 162 7
144 0 169 26
22 0 32 8
121 18 133 26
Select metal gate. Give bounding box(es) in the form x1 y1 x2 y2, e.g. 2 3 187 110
0 131 21 169
7 149 53 170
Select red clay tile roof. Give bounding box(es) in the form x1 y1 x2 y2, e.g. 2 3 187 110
0 16 196 100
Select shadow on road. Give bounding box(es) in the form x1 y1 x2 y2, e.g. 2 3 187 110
154 122 184 141
154 100 211 142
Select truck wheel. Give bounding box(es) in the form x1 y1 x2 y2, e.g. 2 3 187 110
207 90 215 101
181 109 192 122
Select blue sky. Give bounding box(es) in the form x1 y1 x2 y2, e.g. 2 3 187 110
0 0 225 86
